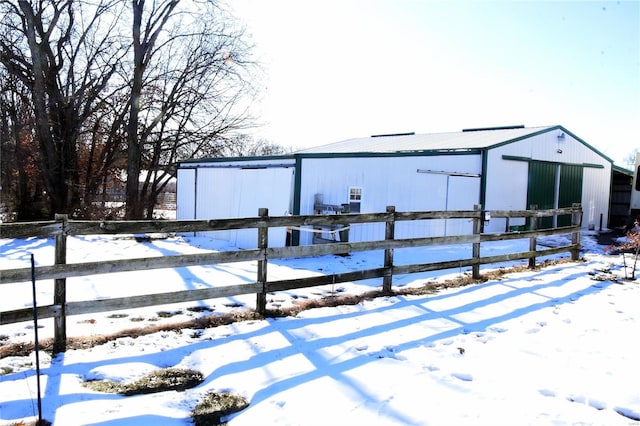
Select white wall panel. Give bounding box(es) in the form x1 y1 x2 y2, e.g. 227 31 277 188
483 149 529 233
232 168 294 248
176 168 196 220
582 166 611 230
298 154 482 244
191 167 293 248
446 175 480 236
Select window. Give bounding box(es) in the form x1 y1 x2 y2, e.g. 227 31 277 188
349 187 362 213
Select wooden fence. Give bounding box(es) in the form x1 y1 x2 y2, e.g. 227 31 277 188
0 204 582 353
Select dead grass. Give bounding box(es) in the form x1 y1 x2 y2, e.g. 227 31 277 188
0 310 263 358
191 391 250 425
0 258 579 359
83 367 204 396
4 420 52 426
81 368 248 425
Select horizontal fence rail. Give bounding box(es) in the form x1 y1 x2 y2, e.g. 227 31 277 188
0 204 582 353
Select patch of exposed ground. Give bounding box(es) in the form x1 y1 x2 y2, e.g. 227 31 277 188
83 367 204 395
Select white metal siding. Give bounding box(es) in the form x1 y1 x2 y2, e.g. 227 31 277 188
582 166 611 229
190 167 294 248
446 175 480 235
176 168 196 220
194 168 236 243
483 148 529 233
298 154 482 244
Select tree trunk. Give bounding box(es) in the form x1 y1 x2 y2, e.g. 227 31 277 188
125 1 145 219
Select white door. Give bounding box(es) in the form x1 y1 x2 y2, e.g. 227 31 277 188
232 167 294 248
445 175 481 236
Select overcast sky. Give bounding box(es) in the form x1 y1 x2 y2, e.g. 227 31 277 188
229 0 639 167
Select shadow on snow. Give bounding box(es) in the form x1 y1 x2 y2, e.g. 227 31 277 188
1 262 613 425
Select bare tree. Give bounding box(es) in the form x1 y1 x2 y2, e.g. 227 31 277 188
1 0 259 219
125 0 179 218
0 0 127 217
220 134 290 157
124 0 259 219
75 90 129 217
0 70 42 219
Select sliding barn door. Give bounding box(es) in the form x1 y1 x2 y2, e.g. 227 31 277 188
526 161 583 229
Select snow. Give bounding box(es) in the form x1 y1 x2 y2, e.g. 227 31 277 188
1 230 639 425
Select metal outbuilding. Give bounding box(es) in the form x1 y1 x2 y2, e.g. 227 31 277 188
177 125 613 248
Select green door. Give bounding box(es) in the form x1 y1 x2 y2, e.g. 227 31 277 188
527 161 557 229
526 161 584 229
558 164 583 226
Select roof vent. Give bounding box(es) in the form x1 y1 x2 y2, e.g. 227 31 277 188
462 125 525 132
371 132 415 138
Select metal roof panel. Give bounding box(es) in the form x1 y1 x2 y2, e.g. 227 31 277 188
296 126 556 154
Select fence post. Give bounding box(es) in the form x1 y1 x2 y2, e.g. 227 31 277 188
571 203 582 261
528 205 538 269
472 205 482 279
256 208 269 315
382 206 396 294
53 214 68 354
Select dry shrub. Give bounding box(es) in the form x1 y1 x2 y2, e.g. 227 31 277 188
607 229 640 280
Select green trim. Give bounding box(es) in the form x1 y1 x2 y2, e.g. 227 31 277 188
291 155 303 246
555 126 614 164
502 155 605 169
501 155 532 162
178 154 297 166
613 164 633 176
178 125 614 168
178 150 481 169
480 149 488 207
489 125 614 164
179 162 295 170
582 163 605 169
487 127 558 150
463 125 525 132
295 149 482 159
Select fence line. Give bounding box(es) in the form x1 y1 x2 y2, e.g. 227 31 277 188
0 204 582 353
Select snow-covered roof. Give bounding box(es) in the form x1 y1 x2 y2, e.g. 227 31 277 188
296 125 556 154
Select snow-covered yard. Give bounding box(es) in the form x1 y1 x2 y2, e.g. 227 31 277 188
1 231 639 425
